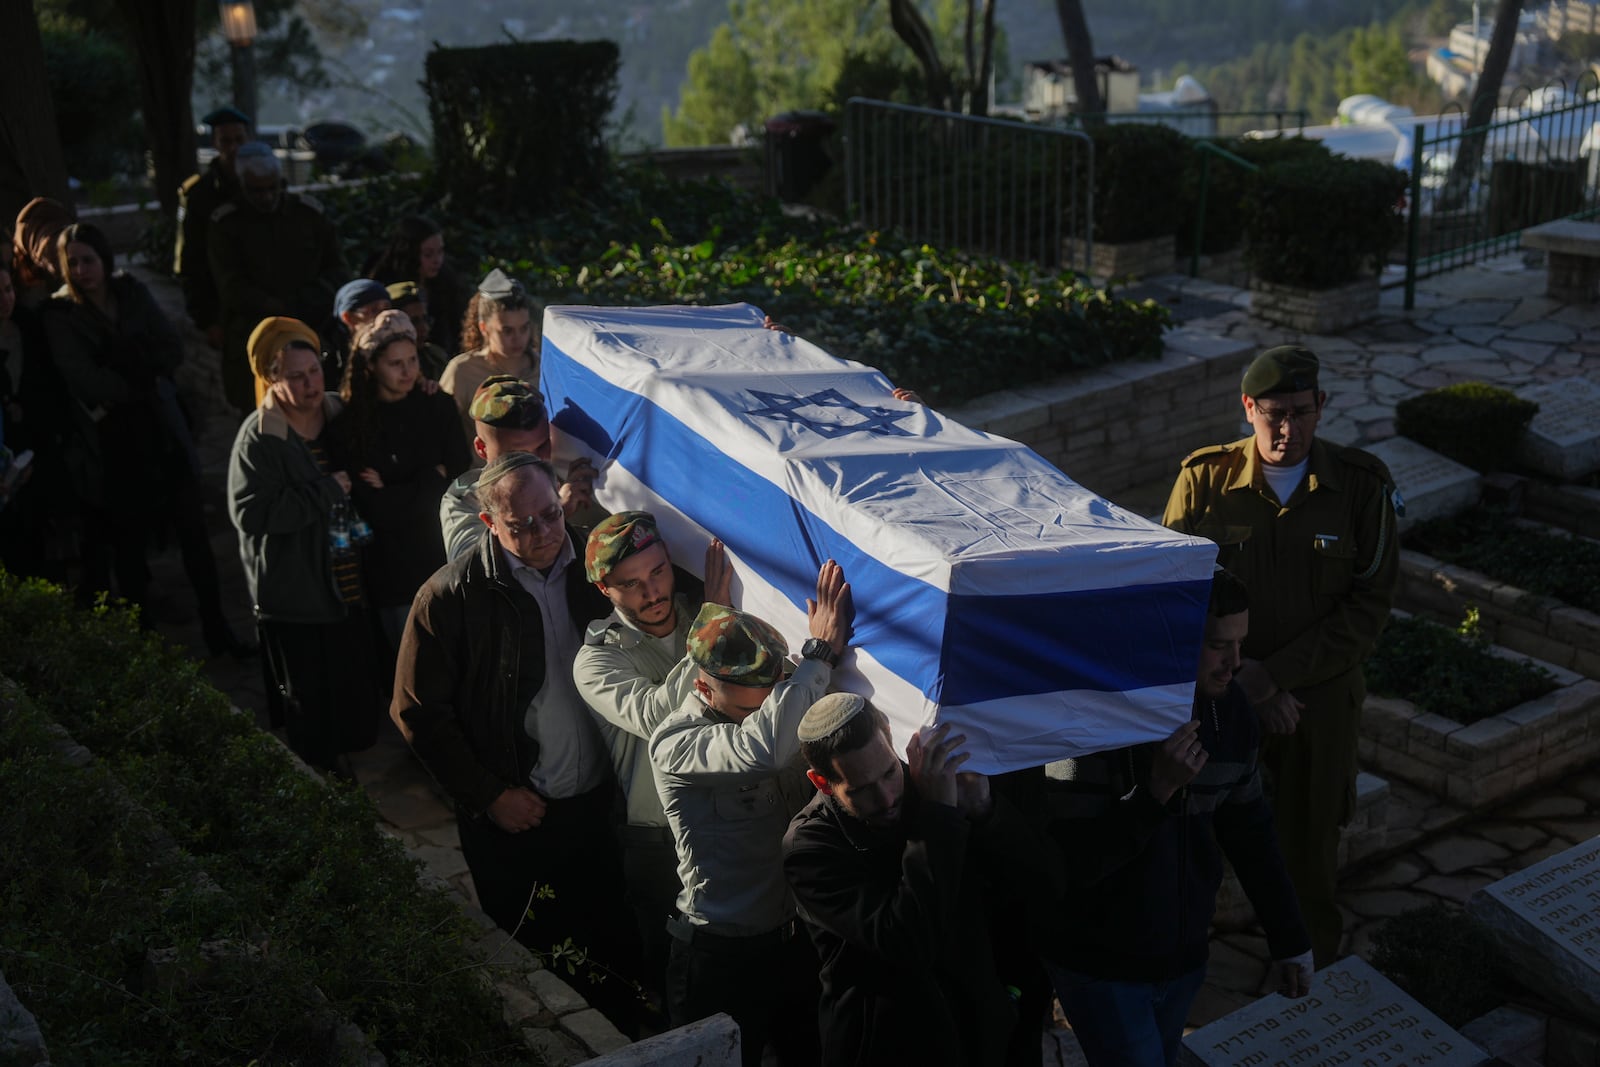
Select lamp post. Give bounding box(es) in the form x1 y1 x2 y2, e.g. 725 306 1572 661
219 0 258 128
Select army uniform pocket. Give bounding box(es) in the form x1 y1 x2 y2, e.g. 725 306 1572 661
1311 534 1357 595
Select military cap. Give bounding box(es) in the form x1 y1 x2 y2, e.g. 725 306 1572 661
687 603 789 688
796 692 868 743
585 511 663 583
477 267 526 301
202 105 252 128
335 278 390 317
468 374 547 429
386 280 423 305
1241 345 1320 397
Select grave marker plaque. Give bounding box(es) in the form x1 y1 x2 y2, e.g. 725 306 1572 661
1179 957 1487 1067
1468 834 1600 1021
1516 379 1600 479
1367 436 1480 529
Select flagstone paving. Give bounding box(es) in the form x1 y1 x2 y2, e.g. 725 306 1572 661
129 253 1600 1063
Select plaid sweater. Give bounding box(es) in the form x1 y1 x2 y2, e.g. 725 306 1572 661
1038 681 1309 981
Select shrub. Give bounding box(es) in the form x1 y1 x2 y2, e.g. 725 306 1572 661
40 26 143 182
0 574 534 1064
1244 155 1407 288
1407 508 1600 615
1372 903 1502 1027
1393 381 1539 472
1176 135 1334 256
425 40 619 213
1086 123 1191 243
1365 610 1557 723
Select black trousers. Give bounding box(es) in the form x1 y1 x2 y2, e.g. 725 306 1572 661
259 611 381 771
457 783 643 1034
666 917 821 1067
618 822 680 997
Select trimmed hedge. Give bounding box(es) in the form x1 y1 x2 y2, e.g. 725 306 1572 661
1365 610 1556 724
1393 381 1538 473
1176 135 1334 256
425 40 619 213
1244 155 1407 288
0 575 535 1065
1087 123 1191 244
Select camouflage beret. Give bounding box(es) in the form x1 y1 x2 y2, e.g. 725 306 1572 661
469 374 547 429
1242 344 1320 398
585 511 663 584
688 603 789 688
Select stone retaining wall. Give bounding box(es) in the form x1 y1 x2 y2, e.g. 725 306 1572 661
1249 276 1380 334
947 330 1255 499
1397 549 1600 680
1525 481 1600 541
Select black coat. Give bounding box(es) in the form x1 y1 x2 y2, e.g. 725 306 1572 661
391 526 609 817
783 776 1058 1067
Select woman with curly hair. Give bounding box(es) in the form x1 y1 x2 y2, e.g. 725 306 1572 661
366 214 468 356
329 308 471 649
438 268 542 448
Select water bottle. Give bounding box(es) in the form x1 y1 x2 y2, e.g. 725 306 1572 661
328 498 352 556
349 506 374 546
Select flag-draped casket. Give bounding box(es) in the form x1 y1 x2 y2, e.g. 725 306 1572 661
542 303 1218 773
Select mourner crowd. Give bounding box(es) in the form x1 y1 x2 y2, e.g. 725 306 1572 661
0 108 1400 1067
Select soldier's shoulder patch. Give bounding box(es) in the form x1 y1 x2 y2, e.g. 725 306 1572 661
583 620 625 647
209 201 238 224
1179 442 1238 467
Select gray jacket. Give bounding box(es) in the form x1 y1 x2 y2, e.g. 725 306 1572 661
649 658 831 936
440 467 482 562
573 593 699 828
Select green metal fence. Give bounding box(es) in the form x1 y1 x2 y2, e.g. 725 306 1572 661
1403 77 1600 309
1061 109 1308 140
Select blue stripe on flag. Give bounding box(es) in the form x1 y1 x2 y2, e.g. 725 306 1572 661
544 336 1205 704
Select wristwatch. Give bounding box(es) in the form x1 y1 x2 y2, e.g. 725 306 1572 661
800 637 839 667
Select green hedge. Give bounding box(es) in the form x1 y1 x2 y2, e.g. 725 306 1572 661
1365 611 1556 724
425 40 619 213
1176 135 1334 256
1244 155 1407 288
1087 123 1191 244
1407 508 1600 615
0 575 533 1065
1393 381 1538 473
319 168 1172 407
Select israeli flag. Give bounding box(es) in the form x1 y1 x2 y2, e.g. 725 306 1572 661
543 303 1218 773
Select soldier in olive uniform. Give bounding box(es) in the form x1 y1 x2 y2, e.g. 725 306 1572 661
1162 345 1399 967
650 581 852 1067
210 142 348 413
175 106 252 345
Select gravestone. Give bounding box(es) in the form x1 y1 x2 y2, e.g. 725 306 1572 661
1366 437 1480 530
1467 834 1600 1022
1179 957 1487 1067
1516 379 1600 480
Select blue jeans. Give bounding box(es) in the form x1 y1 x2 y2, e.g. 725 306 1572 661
1046 962 1207 1067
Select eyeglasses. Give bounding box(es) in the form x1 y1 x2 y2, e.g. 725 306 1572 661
499 503 564 537
1252 404 1320 427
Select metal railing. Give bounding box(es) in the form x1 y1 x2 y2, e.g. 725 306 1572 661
1187 141 1260 278
1403 75 1600 308
844 98 1094 270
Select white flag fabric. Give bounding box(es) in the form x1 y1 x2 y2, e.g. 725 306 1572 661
542 302 1218 773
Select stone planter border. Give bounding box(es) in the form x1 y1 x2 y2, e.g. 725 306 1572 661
1525 480 1600 541
1358 621 1600 808
1396 548 1600 680
1249 274 1381 334
1065 233 1176 280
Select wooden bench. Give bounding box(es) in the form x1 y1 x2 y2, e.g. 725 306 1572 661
1521 218 1600 303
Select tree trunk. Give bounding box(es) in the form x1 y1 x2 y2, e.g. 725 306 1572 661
971 0 998 117
1440 0 1522 211
113 0 198 218
889 0 952 111
1054 0 1103 117
0 0 70 224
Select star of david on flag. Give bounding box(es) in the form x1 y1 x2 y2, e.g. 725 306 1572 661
745 388 915 438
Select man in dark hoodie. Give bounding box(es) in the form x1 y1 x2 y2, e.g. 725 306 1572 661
782 694 1059 1067
1040 567 1313 1067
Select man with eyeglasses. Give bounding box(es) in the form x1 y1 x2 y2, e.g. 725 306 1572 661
1162 344 1399 969
392 451 642 1033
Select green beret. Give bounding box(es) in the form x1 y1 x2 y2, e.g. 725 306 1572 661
688 603 789 688
585 511 663 583
469 374 546 429
1241 345 1320 397
202 105 251 128
797 692 868 743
